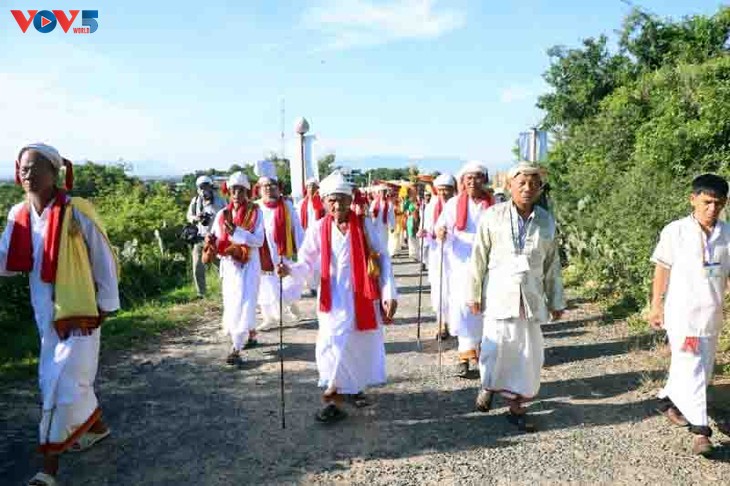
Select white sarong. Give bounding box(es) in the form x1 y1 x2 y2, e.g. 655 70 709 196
658 332 718 427
479 317 544 400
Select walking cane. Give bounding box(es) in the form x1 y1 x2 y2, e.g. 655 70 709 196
415 202 426 351
278 258 286 430
437 237 445 375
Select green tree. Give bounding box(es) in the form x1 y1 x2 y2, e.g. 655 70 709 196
318 153 337 179
541 6 730 309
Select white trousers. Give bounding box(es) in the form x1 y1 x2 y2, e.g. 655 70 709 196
658 332 718 427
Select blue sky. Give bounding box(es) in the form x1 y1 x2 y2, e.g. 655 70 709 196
0 0 725 179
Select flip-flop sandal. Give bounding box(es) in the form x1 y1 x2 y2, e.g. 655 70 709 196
28 472 57 486
507 412 536 433
315 404 347 423
69 428 111 453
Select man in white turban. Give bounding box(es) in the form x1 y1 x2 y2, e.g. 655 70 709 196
420 173 456 340
206 171 265 365
369 183 395 249
281 171 398 423
254 160 306 328
469 162 564 432
434 161 495 377
296 176 325 296
1 143 119 486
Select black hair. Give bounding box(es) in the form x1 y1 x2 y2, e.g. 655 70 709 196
692 173 728 199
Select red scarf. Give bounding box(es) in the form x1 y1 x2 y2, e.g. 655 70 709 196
299 192 325 230
319 212 380 331
217 201 258 263
372 197 389 223
455 192 494 231
262 197 295 256
6 191 67 283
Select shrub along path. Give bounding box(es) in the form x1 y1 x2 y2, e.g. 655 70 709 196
2 253 730 485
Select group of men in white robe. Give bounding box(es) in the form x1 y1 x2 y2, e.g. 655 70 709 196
207 160 307 365
6 142 730 486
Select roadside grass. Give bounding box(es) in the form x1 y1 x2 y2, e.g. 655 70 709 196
0 267 221 384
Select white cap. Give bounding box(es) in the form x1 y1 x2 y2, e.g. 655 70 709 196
508 162 542 180
227 171 250 189
433 173 456 188
18 143 63 168
254 159 277 181
196 175 213 187
319 170 352 197
457 160 488 179
305 176 319 186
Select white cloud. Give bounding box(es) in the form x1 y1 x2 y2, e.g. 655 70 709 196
0 73 159 162
303 0 466 50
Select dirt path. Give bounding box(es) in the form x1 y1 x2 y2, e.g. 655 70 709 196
3 254 730 485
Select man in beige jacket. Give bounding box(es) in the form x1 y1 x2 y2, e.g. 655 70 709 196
467 162 565 432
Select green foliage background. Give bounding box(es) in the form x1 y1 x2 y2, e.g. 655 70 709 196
0 163 191 371
541 7 730 310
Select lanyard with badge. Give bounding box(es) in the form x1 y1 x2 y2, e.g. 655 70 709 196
700 223 722 279
509 207 532 280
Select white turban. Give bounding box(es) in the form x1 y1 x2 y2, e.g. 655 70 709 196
457 160 488 179
227 171 250 189
254 159 277 181
433 173 456 188
508 162 542 180
196 175 213 187
18 143 63 168
319 170 352 197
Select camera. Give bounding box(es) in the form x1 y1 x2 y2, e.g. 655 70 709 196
198 212 213 227
179 224 203 245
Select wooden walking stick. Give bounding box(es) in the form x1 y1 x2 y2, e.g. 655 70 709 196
437 238 445 375
278 259 286 430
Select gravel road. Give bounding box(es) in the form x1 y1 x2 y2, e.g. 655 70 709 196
3 253 730 485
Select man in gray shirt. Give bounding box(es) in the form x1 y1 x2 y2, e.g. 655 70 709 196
186 175 225 298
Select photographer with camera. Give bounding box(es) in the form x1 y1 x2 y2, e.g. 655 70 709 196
186 175 225 298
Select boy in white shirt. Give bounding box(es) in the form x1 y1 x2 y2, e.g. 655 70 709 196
649 173 730 456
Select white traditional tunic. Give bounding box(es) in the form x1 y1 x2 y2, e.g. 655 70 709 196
292 216 398 394
369 198 395 249
423 197 450 323
296 197 323 292
434 196 491 353
211 206 265 350
0 198 119 452
651 215 730 426
257 199 305 325
468 202 564 399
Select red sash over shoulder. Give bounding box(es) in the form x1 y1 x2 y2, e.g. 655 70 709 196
319 213 380 331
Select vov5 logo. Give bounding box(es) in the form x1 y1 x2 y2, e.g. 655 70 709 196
11 10 98 34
